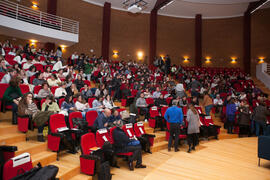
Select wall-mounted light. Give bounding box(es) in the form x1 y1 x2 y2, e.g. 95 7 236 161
113 50 118 58
231 57 237 64
32 2 39 9
137 51 144 60
60 45 66 52
183 56 189 63
29 39 37 46
258 57 265 64
205 56 211 63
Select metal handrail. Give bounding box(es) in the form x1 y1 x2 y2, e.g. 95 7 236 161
0 0 79 34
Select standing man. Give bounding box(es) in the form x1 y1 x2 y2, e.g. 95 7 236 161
164 100 184 152
165 55 171 75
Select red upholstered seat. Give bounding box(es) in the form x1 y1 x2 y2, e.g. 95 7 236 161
19 84 30 94
134 122 154 146
96 128 112 147
85 110 98 127
166 122 187 141
80 133 97 175
3 153 33 180
88 97 96 108
149 106 161 128
122 123 135 138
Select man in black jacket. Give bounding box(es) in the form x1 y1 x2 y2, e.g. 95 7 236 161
112 124 146 171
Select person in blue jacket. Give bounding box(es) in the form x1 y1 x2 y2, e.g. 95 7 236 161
226 98 237 134
164 100 184 152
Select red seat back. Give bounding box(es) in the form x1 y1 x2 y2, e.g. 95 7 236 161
204 116 214 126
0 72 5 81
59 98 65 108
150 106 159 118
19 84 30 94
85 111 98 126
49 114 66 133
122 123 135 138
134 122 145 137
88 98 96 108
161 106 169 117
3 153 33 180
0 83 9 98
195 106 203 115
34 64 44 72
96 128 112 147
33 85 42 95
51 86 58 95
146 98 154 105
81 133 97 155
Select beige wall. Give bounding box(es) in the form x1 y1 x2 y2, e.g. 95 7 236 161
202 17 243 68
110 10 149 62
157 15 195 66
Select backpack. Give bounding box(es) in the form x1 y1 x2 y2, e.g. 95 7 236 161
72 118 89 133
93 161 112 180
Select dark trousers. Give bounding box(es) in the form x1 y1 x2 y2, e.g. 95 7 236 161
188 133 198 148
239 125 251 136
140 107 149 119
227 121 234 133
168 123 180 150
255 121 267 136
126 145 142 165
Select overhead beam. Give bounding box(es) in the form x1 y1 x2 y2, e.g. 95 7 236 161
153 0 172 11
246 0 268 14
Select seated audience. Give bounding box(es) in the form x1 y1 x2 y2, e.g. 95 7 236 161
93 108 111 130
54 82 67 98
37 82 51 99
41 95 60 113
1 68 16 84
136 93 149 120
103 94 117 110
47 74 61 87
61 95 77 114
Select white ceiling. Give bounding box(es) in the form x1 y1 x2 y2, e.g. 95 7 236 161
83 0 270 19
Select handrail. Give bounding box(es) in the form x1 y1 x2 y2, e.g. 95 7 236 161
0 0 79 34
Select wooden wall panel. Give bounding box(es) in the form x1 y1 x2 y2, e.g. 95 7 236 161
157 15 195 66
56 0 103 58
202 17 243 69
110 10 149 63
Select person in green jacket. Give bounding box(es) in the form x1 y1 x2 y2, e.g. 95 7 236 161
3 76 23 124
84 59 93 81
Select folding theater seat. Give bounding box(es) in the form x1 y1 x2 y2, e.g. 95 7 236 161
145 98 154 106
195 106 204 116
203 116 220 139
47 114 78 159
0 145 17 179
182 106 188 116
109 127 133 157
134 122 155 153
85 110 98 131
88 97 96 108
122 123 136 139
80 133 101 176
148 106 163 130
165 120 187 142
17 114 33 134
3 153 32 180
68 112 86 144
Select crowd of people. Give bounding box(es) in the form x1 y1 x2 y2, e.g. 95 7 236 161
1 39 270 170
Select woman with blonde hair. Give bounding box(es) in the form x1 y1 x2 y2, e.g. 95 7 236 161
186 103 200 153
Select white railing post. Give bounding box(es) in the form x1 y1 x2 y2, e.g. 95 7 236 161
40 11 42 26
16 4 18 19
60 18 62 31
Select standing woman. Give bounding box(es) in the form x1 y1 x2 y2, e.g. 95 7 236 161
202 91 213 116
3 77 23 124
186 103 200 153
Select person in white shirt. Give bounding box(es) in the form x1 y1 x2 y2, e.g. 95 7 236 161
54 82 67 98
0 69 16 84
102 94 117 110
47 74 61 87
23 59 33 70
52 57 66 71
152 87 161 99
75 95 97 118
71 52 78 64
13 52 23 64
213 94 223 116
8 48 16 56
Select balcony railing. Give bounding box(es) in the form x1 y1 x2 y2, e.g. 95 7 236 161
0 0 79 34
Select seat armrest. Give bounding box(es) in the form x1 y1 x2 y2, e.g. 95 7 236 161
49 132 65 138
80 154 101 161
0 145 17 152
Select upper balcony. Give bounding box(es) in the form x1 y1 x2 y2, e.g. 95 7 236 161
0 0 79 46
